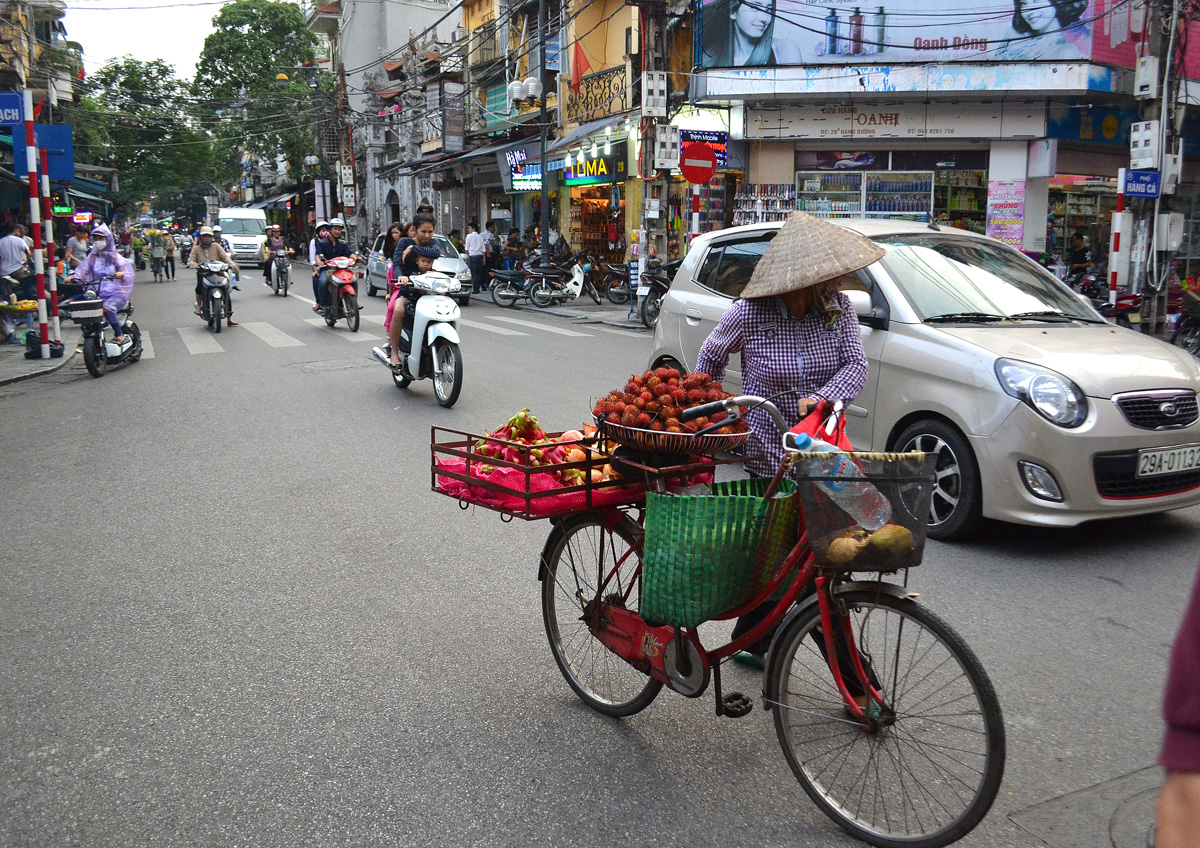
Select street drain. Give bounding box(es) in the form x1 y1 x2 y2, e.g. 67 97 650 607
1009 767 1160 848
290 358 372 373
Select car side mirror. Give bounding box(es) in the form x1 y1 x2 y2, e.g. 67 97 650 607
845 288 888 330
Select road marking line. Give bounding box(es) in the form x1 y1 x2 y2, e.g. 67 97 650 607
591 325 650 339
302 318 380 340
140 331 155 359
485 316 592 337
459 318 528 336
362 314 386 325
176 326 224 354
241 322 305 348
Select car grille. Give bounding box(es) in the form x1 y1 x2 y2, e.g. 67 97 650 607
1114 391 1199 429
1093 451 1200 498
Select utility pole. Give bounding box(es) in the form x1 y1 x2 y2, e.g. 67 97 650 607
1135 0 1180 337
638 0 672 270
537 0 550 270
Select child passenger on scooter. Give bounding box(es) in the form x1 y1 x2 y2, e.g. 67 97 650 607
386 213 439 366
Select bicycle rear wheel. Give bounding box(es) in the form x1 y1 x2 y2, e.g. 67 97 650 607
541 512 662 717
769 590 1004 848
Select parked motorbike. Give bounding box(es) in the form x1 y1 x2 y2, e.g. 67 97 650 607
197 260 233 334
529 252 601 308
601 262 631 304
1174 293 1200 355
489 268 537 308
637 258 674 329
1093 291 1142 329
61 283 142 378
269 249 291 297
371 271 463 407
320 256 361 332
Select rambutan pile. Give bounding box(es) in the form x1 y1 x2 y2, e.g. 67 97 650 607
592 368 749 435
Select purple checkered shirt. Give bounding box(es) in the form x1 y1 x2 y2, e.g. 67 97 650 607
696 294 868 478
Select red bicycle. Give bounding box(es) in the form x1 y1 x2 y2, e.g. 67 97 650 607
536 397 1005 848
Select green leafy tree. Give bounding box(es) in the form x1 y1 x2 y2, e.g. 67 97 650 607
69 57 236 216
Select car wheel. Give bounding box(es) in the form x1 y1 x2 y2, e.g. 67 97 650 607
893 419 982 541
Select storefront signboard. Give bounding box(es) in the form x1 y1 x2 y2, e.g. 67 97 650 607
443 82 465 153
747 102 1044 141
696 0 1169 71
1047 104 1132 147
0 92 23 125
563 141 627 186
72 211 93 225
680 129 727 167
986 180 1026 247
1123 169 1161 198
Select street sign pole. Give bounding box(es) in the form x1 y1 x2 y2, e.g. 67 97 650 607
23 90 48 359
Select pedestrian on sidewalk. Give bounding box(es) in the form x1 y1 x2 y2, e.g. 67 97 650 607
464 221 486 293
161 231 176 280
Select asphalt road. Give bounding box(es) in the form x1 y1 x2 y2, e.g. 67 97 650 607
1 262 1198 847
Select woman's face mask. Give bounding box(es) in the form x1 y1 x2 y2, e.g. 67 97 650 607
92 239 107 250
200 236 214 246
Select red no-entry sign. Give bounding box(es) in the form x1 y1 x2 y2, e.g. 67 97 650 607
679 142 717 184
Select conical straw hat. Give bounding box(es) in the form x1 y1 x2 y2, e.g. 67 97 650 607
740 212 886 299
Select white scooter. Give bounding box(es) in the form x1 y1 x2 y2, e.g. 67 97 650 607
371 271 463 407
528 252 600 308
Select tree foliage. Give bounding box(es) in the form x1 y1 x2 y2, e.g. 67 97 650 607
70 57 236 216
194 0 317 103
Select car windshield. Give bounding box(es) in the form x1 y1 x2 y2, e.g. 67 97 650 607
875 234 1101 323
218 218 266 236
433 235 460 259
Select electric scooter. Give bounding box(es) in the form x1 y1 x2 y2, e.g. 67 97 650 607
371 271 463 408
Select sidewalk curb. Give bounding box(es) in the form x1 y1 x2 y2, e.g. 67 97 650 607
0 343 79 387
510 302 649 332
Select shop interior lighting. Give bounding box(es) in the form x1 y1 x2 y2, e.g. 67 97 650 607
577 148 585 166
590 142 599 158
604 139 611 155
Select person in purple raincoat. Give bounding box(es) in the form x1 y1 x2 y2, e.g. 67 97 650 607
70 224 135 344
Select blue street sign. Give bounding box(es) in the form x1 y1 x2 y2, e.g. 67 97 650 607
10 124 74 181
0 92 22 125
1123 169 1161 198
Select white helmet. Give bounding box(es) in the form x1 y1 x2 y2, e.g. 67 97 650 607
328 217 345 228
316 220 329 230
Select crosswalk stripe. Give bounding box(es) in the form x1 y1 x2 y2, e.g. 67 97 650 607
176 326 224 354
302 318 380 340
459 318 528 336
362 314 386 325
140 331 155 359
242 321 304 348
591 325 650 339
485 316 592 337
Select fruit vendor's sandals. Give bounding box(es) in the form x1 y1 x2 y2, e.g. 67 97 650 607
732 651 765 670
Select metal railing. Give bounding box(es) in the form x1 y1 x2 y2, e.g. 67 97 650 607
565 66 627 123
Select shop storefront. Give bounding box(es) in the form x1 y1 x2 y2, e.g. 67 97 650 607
560 140 628 264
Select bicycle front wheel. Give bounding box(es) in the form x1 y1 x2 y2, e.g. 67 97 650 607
541 512 662 717
770 590 1004 848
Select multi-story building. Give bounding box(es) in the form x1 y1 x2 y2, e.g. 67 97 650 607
306 0 458 240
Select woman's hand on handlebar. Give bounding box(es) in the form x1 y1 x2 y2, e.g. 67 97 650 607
797 397 819 417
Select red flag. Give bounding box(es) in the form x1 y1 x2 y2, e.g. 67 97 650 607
76 67 86 80
570 41 591 92
32 99 45 118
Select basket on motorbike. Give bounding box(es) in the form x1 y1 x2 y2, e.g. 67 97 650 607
794 451 936 573
639 478 800 629
61 297 106 325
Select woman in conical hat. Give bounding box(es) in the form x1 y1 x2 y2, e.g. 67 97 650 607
695 212 885 667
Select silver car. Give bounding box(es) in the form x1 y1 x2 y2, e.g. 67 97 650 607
650 219 1200 538
365 233 472 305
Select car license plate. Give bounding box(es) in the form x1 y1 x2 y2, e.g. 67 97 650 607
1136 444 1200 477
636 285 650 296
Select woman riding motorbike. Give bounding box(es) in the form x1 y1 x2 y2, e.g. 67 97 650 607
68 224 136 344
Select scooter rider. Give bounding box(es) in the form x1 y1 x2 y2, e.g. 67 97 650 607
213 225 239 289
313 218 358 313
309 220 330 310
69 224 136 344
386 212 439 367
263 224 290 286
187 225 240 326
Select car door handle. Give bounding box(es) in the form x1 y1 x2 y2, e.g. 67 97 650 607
684 308 702 325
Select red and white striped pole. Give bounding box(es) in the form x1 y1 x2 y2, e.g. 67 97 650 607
39 148 58 342
1110 168 1125 306
690 184 700 245
22 90 47 359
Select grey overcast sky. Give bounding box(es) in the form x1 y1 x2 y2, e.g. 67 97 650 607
64 0 223 81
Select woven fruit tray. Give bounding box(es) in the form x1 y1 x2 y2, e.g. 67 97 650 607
431 426 718 521
596 417 749 456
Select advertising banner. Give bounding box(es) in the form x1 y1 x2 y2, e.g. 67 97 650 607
986 180 1026 247
696 0 1094 69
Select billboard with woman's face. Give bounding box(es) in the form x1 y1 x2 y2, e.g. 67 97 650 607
696 0 1097 68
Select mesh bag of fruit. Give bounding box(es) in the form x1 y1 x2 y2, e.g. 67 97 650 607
795 451 936 573
640 478 799 629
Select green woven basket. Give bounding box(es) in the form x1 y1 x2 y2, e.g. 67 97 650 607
641 478 799 629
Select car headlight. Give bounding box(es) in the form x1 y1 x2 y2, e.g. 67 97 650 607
456 269 471 281
995 358 1088 428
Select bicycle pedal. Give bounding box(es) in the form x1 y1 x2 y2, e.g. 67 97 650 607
720 692 754 718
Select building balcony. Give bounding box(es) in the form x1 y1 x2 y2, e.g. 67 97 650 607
305 1 341 36
564 66 627 124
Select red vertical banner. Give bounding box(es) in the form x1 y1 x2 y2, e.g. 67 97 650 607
39 148 58 341
23 90 47 358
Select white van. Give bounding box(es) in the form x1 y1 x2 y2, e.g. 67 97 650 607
217 207 268 268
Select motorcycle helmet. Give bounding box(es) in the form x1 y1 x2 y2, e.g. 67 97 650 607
212 225 222 233
316 220 329 230
328 218 345 228
199 226 214 236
